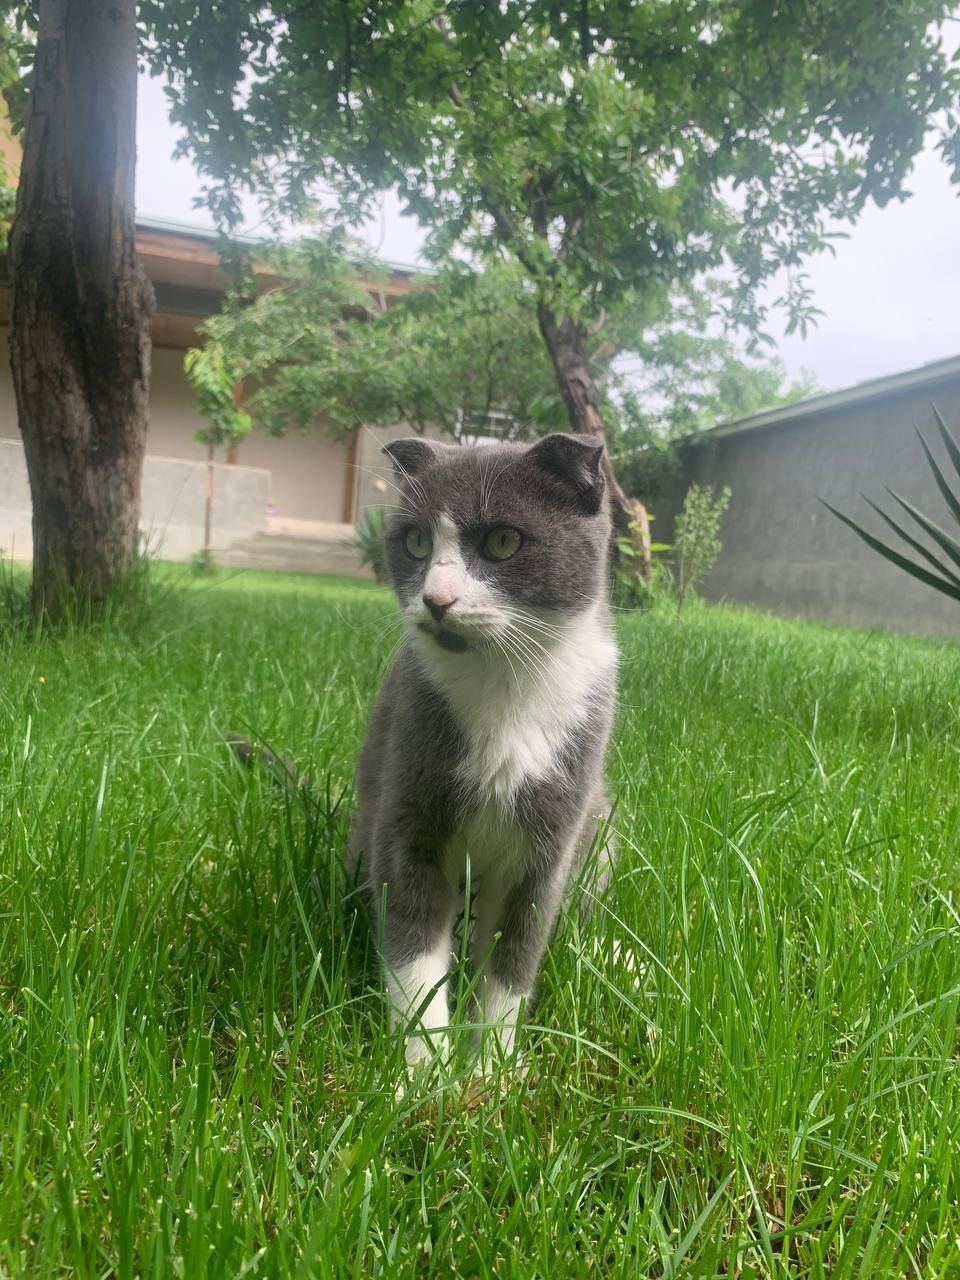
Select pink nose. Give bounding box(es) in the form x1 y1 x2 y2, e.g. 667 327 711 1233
423 590 457 622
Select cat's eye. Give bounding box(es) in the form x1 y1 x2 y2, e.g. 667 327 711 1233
404 527 432 560
483 527 523 561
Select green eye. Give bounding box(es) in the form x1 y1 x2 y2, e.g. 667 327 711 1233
483 527 522 561
404 527 432 560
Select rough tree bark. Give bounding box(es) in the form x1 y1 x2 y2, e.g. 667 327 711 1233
10 0 154 619
537 302 651 573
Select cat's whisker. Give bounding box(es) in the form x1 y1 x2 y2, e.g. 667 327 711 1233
498 601 572 641
346 607 404 631
489 629 523 697
386 452 429 510
501 612 561 659
480 454 520 518
567 584 636 614
356 421 430 509
498 634 540 687
503 627 552 670
511 615 570 643
499 623 551 684
345 460 421 517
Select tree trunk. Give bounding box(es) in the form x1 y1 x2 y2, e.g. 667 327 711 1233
537 302 650 573
9 0 154 620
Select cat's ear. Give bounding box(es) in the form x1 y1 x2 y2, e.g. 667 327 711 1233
527 433 606 512
382 437 451 479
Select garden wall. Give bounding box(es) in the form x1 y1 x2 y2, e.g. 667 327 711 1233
650 358 960 637
0 437 269 564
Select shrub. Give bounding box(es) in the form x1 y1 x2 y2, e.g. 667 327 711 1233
674 483 732 615
612 518 673 611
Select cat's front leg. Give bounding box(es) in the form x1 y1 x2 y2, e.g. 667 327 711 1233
473 861 568 1067
378 855 457 1066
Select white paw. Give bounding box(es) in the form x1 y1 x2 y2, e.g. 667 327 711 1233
394 1032 451 1101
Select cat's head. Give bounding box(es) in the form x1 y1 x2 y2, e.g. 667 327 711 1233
380 434 611 656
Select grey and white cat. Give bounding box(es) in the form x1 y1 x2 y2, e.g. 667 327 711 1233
351 432 618 1067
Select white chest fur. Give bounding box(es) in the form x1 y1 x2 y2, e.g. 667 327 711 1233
444 798 527 886
420 606 616 808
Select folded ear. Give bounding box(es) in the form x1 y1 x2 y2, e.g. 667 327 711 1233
527 433 606 512
382 437 452 479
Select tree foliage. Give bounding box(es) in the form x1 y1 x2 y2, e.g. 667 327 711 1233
183 343 251 452
193 237 815 493
0 14 31 249
142 0 960 342
142 0 960 547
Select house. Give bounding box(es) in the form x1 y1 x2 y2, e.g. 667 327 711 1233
0 203 418 568
651 354 960 637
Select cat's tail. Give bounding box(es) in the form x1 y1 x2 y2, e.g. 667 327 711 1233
226 732 312 793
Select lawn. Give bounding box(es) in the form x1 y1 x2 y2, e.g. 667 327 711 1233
1 567 958 1277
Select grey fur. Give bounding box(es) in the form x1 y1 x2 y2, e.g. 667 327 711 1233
351 433 617 1062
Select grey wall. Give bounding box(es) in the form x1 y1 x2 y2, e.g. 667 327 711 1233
650 371 960 637
0 438 268 563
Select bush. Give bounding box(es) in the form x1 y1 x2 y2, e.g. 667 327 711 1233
354 505 388 582
674 483 732 615
612 518 673 611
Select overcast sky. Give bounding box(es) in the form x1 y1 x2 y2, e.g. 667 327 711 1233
136 60 960 396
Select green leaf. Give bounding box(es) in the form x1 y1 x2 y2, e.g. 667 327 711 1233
931 404 960 484
861 496 960 588
885 489 960 571
818 500 960 603
916 427 960 528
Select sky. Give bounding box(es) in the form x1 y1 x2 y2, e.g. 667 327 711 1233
136 61 960 397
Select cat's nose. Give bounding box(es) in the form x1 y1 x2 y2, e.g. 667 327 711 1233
423 590 457 622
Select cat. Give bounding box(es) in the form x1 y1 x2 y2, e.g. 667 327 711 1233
351 432 618 1069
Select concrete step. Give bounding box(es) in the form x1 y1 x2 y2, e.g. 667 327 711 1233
219 528 373 578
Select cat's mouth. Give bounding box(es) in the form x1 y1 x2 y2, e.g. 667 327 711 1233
416 620 473 652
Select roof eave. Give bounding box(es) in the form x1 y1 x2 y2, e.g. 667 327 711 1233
691 353 960 445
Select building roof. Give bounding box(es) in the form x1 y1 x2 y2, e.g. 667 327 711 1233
701 353 960 443
136 213 425 279
0 213 422 350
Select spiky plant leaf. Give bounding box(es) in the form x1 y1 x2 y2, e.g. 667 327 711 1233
916 430 960 526
885 489 960 570
822 405 960 605
932 404 960 481
861 495 960 588
818 499 960 604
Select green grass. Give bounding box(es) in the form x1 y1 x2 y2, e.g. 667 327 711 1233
1 565 959 1277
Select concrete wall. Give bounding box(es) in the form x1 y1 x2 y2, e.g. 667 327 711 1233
144 346 213 465
0 329 20 443
651 371 960 637
0 331 351 523
1 437 268 563
0 334 272 560
145 347 351 521
0 436 29 558
237 425 347 522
